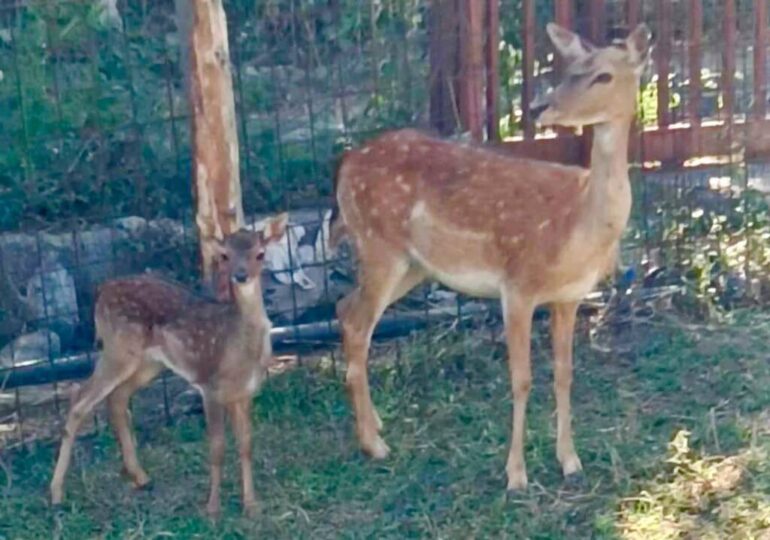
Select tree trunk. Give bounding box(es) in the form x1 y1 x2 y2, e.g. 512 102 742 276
179 0 244 281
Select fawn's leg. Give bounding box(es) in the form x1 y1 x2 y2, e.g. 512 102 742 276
502 290 535 491
203 396 226 518
338 254 423 458
107 361 163 489
550 301 583 478
228 397 257 517
50 351 137 505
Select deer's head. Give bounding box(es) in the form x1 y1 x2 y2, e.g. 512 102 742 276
531 23 652 127
212 213 289 302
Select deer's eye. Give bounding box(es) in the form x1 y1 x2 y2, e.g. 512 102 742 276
256 251 265 261
590 72 613 86
220 253 229 262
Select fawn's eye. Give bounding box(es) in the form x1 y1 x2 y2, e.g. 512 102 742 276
220 253 229 262
256 251 265 261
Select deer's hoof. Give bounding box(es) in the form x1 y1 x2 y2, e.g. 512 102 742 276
243 501 259 518
206 501 221 521
505 470 528 493
362 435 390 460
563 471 587 490
559 453 583 477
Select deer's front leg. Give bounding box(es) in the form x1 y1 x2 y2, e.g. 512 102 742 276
228 397 258 517
550 301 583 479
502 291 535 492
203 397 226 519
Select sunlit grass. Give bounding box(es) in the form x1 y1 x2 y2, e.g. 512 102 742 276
617 430 770 540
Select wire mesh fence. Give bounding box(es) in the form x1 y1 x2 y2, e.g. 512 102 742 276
0 0 769 449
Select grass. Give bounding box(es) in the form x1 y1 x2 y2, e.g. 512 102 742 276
1 309 770 539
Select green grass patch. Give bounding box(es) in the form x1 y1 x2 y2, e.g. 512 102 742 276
1 311 769 539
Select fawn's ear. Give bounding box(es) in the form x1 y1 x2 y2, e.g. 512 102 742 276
263 213 289 244
210 236 228 259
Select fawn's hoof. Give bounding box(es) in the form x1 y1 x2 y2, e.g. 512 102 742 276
133 477 154 491
361 435 390 460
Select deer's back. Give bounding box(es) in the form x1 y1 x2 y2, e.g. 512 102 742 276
337 129 595 295
95 275 205 339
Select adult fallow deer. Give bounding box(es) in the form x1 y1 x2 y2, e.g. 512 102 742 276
50 214 288 517
330 24 651 491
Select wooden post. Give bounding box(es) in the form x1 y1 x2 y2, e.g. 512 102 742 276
429 0 460 135
458 0 484 140
186 0 244 281
753 0 767 118
521 0 535 139
485 0 500 140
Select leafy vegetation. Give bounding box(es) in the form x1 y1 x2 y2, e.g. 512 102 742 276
1 310 768 538
0 0 428 230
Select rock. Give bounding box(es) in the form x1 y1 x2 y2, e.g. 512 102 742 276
25 266 79 349
0 330 61 368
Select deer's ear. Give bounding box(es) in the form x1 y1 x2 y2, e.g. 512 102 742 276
546 23 595 63
263 213 289 244
626 23 652 73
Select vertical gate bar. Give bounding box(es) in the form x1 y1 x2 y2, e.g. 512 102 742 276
459 0 484 140
521 0 535 139
429 0 460 135
485 0 500 140
688 0 703 155
656 0 672 128
588 0 606 43
722 0 737 120
553 0 572 137
753 0 767 118
626 0 641 29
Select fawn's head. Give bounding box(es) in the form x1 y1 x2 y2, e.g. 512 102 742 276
212 213 289 302
531 23 652 127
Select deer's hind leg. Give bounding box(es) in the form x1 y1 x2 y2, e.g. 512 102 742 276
338 247 424 459
50 343 140 505
107 360 163 490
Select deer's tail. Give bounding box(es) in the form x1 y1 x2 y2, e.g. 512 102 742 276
328 152 348 250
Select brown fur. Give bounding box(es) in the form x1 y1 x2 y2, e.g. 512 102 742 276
50 215 288 518
334 23 651 491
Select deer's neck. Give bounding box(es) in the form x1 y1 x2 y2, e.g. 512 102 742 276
586 117 633 230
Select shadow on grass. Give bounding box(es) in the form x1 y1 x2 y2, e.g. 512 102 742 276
1 310 769 538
